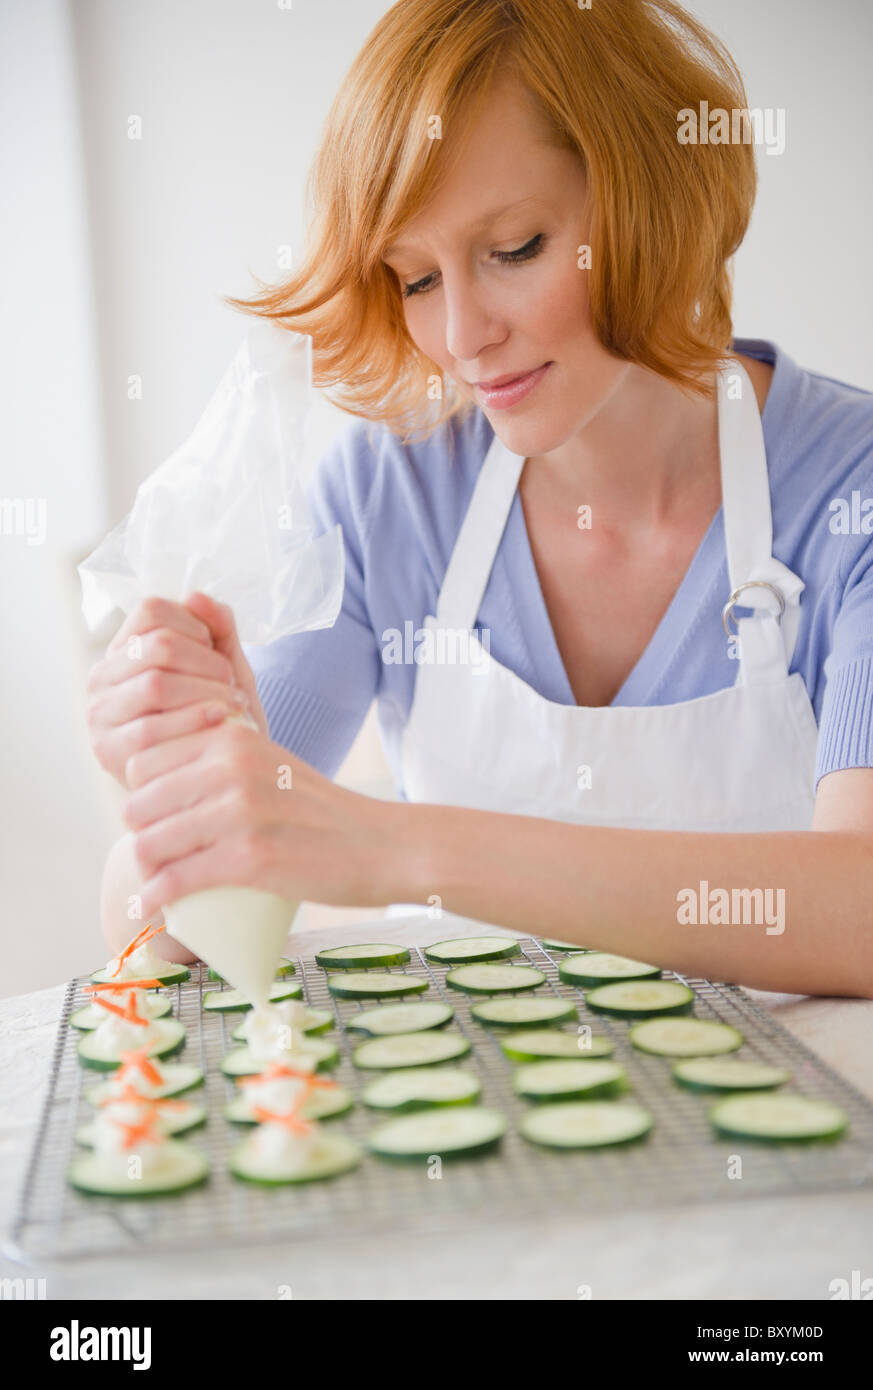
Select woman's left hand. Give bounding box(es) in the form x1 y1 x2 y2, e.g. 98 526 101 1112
122 718 408 919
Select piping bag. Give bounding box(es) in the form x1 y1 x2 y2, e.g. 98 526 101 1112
78 322 344 1008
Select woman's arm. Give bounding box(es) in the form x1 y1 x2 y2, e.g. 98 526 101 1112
100 832 199 964
401 768 873 999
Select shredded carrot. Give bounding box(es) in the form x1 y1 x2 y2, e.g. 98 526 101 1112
85 978 164 993
117 1047 164 1086
108 923 166 978
93 993 149 1026
238 1061 337 1091
96 1081 187 1111
113 1108 164 1150
251 1105 312 1135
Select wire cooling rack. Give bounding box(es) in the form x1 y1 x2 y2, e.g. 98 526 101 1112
7 938 873 1262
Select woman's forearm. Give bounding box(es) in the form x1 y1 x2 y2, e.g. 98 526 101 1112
100 832 199 964
398 805 873 998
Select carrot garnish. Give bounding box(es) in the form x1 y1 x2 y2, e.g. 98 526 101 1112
238 1061 337 1091
113 1108 164 1150
96 1082 186 1112
116 1047 164 1086
92 993 149 1026
85 978 164 993
108 923 166 978
251 1105 313 1135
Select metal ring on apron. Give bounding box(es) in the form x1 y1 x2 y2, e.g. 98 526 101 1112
721 580 786 637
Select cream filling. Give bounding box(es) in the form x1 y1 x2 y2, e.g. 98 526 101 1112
105 940 170 981
241 1001 313 1064
238 1075 311 1115
91 1014 161 1053
250 1121 322 1173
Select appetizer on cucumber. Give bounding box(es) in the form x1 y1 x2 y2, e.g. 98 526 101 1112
346 1001 454 1034
229 1102 362 1184
203 980 302 1011
368 1107 506 1160
629 1017 742 1057
708 1093 848 1142
471 997 577 1029
352 1030 471 1070
672 1057 791 1092
85 1047 203 1107
520 1101 653 1149
315 943 411 969
232 1005 333 1041
500 1029 614 1061
361 1068 481 1111
225 1060 353 1124
67 1104 208 1196
221 1003 339 1076
76 1091 206 1146
326 971 429 1000
513 1059 627 1102
585 980 694 1017
445 963 546 994
71 979 172 1031
559 952 661 988
76 994 186 1071
424 937 521 964
90 922 190 986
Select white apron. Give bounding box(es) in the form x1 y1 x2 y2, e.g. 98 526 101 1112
397 358 819 834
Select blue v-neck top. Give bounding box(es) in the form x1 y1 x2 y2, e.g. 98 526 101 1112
243 338 873 799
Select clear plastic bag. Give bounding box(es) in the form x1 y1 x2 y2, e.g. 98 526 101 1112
77 320 344 643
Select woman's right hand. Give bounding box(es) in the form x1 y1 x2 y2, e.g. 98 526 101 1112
85 595 252 788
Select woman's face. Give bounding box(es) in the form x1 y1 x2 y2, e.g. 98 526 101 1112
381 74 630 459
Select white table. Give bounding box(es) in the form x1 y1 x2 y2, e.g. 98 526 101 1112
3 913 872 1300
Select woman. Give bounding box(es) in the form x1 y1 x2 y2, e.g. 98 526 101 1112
88 0 873 996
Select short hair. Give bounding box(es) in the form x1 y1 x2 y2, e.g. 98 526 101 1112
225 0 757 442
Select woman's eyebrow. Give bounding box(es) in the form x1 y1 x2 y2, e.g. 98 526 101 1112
383 196 544 259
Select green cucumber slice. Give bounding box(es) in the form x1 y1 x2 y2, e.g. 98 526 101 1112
71 995 172 1030
326 972 428 999
513 1059 627 1102
585 980 694 1017
500 1029 614 1061
67 1141 208 1196
203 981 302 1011
221 1038 339 1076
362 1068 481 1111
368 1107 506 1159
559 952 661 987
630 1017 742 1056
346 1002 454 1034
521 1101 653 1149
225 1083 353 1124
231 1007 334 1042
352 1031 471 1070
75 1100 207 1145
77 1018 187 1071
709 1094 848 1142
540 938 589 953
424 936 521 964
471 997 577 1029
90 963 190 986
673 1057 791 1092
445 963 545 994
229 1131 363 1184
208 956 295 983
315 942 411 969
85 1064 204 1107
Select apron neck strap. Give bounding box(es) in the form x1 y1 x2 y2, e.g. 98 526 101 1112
436 430 523 630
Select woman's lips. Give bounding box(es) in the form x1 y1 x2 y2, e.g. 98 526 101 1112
475 362 551 408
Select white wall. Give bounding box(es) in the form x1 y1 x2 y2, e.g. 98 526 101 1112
2 0 871 997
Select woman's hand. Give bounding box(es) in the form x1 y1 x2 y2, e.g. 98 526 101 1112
85 592 267 788
122 717 408 918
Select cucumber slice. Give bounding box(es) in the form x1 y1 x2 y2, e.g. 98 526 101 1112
352 1031 471 1070
585 980 694 1017
540 938 589 953
521 1101 653 1149
221 1038 339 1076
208 956 295 983
471 997 578 1029
230 1132 363 1185
315 943 411 969
514 1059 627 1101
85 1064 204 1107
362 1068 481 1111
203 981 302 1011
445 963 545 994
559 952 661 987
630 1017 742 1056
75 1100 207 1146
90 963 190 986
368 1107 506 1159
230 1007 334 1042
346 1002 454 1034
71 995 173 1030
673 1058 791 1092
225 1084 353 1125
68 1141 208 1196
326 972 428 999
500 1029 614 1061
77 1018 187 1071
424 936 521 964
709 1094 848 1142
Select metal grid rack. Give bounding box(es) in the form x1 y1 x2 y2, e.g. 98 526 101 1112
8 938 873 1262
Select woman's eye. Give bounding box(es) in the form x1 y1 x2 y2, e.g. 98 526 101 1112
400 233 546 300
